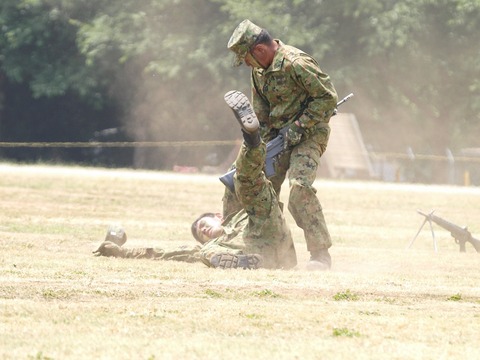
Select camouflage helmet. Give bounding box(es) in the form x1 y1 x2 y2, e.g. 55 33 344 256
227 19 263 67
105 225 127 246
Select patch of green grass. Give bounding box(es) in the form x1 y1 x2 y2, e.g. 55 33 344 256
332 327 361 338
252 289 280 298
205 289 222 298
41 288 72 300
333 289 358 301
3 165 480 359
28 351 54 360
447 293 462 301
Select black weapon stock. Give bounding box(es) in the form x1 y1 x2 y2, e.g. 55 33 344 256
412 210 480 253
220 93 354 192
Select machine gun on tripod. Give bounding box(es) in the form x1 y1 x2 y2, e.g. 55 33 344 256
408 209 480 253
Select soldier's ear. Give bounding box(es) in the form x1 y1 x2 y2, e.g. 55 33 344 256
252 43 267 56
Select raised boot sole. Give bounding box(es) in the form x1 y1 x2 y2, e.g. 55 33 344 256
224 90 259 133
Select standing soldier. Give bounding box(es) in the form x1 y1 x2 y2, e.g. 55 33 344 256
224 19 338 270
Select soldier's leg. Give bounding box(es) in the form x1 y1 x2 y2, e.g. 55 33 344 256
199 229 262 269
223 90 270 213
222 91 297 269
222 179 243 218
225 135 290 216
287 129 332 269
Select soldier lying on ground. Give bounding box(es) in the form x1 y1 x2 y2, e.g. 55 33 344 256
94 91 301 270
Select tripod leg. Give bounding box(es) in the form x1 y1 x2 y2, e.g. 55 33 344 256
427 220 437 252
407 218 428 249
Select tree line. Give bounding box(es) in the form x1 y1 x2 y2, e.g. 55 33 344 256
0 0 479 169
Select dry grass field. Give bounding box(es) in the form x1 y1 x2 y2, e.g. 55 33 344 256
1 163 479 359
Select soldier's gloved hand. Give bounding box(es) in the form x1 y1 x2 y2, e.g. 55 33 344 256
285 123 304 149
93 241 126 258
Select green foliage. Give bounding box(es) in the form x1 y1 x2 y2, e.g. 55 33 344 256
447 293 462 301
252 289 281 298
333 289 359 301
41 288 72 300
332 327 361 338
0 0 105 104
1 0 480 166
205 289 223 298
29 352 54 360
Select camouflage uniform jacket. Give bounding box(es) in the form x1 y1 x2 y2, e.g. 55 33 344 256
202 199 296 269
251 40 338 141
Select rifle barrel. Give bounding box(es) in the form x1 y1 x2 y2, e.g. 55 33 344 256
336 93 354 107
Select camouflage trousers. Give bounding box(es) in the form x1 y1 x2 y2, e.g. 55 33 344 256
222 126 332 253
209 142 296 269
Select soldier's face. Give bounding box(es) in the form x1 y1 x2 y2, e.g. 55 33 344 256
245 51 263 69
196 214 224 243
245 44 272 69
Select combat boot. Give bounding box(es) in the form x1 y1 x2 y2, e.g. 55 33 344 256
224 90 261 147
306 249 332 271
210 253 263 269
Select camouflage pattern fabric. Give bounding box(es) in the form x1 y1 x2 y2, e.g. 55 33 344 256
222 163 244 218
227 19 263 67
281 129 332 252
251 41 338 139
200 212 249 267
207 142 297 269
251 42 336 253
222 185 243 218
95 140 298 269
223 39 337 254
93 241 203 262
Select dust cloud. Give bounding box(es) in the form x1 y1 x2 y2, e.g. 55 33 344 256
101 9 478 184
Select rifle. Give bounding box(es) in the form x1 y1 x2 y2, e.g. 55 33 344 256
219 93 354 192
408 209 480 253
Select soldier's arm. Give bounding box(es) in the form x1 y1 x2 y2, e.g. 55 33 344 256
290 56 338 129
93 241 202 261
251 72 272 140
93 241 162 259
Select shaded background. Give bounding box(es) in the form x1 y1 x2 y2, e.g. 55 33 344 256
0 0 479 183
